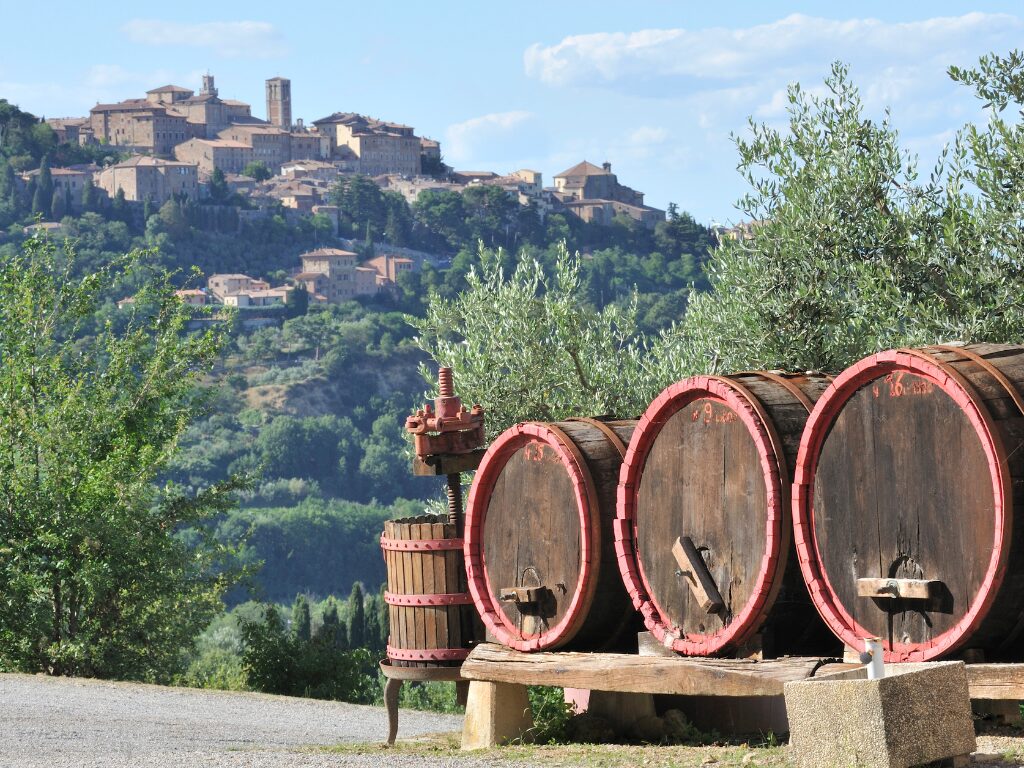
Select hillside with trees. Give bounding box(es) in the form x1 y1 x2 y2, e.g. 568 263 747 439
4 47 1024 712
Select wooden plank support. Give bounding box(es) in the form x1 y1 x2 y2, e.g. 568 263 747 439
964 664 1024 700
856 577 943 600
412 450 486 477
672 536 725 614
460 643 827 697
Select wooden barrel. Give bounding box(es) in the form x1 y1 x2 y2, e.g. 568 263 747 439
616 373 839 657
794 344 1024 662
381 514 475 667
465 418 640 652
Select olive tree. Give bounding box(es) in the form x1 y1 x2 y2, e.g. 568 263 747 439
411 243 663 436
654 59 1024 378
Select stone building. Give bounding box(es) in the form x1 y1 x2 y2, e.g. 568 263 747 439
207 274 269 301
218 125 292 169
94 156 198 204
46 118 93 145
90 76 256 155
174 138 254 175
551 161 664 229
312 113 422 176
294 248 365 302
89 100 190 156
20 167 92 203
266 77 292 130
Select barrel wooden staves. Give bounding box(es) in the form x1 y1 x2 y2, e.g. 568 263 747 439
465 418 640 652
616 372 839 657
381 514 474 667
793 344 1024 662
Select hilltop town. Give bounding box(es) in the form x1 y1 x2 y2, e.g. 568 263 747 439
28 74 666 307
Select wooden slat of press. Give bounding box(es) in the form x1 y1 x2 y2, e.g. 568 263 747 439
446 520 461 649
418 519 436 652
399 524 415 667
431 520 447 653
384 520 399 666
413 517 428 658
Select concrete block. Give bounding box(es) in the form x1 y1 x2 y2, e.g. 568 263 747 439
784 661 976 768
461 681 533 750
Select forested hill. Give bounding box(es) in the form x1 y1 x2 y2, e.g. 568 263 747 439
0 99 714 606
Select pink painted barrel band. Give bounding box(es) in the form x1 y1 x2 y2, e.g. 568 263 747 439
380 536 464 552
386 645 470 662
384 591 474 607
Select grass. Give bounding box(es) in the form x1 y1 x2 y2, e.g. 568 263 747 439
312 732 792 767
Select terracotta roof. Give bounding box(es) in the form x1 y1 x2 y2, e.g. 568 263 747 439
147 85 193 94
294 271 326 280
108 156 195 169
221 99 250 107
555 160 610 179
301 248 358 259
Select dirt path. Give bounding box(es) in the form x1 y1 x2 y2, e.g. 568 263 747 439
0 673 481 767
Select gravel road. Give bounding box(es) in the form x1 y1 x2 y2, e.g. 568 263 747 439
0 673 487 768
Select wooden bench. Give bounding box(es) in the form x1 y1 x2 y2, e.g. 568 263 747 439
458 642 1024 749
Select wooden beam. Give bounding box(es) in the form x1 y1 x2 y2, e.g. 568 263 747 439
965 664 1024 700
857 578 942 600
460 643 827 697
411 449 486 477
672 536 725 614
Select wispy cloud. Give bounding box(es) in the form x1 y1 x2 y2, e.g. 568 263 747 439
445 111 536 165
524 13 1022 89
121 19 287 59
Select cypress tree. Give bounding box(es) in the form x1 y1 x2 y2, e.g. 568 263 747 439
378 582 389 650
347 582 365 649
291 595 311 642
50 188 65 221
111 187 127 223
32 157 52 215
81 178 97 213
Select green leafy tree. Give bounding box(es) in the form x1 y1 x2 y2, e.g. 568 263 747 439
241 161 272 182
0 234 243 679
208 168 230 204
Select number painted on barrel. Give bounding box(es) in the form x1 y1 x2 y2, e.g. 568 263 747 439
871 372 934 399
690 401 738 425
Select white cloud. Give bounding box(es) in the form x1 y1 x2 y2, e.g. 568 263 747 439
524 13 1022 88
445 111 536 165
121 19 287 59
628 126 669 146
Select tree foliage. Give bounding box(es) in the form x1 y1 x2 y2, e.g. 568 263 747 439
0 234 243 679
656 59 1024 377
412 243 662 436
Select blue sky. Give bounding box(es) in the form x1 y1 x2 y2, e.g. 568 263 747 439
3 1 1022 222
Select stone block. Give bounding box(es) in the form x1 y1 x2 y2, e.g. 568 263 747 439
784 661 976 768
461 681 533 750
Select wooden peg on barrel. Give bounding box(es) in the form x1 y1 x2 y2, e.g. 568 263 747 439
672 536 725 614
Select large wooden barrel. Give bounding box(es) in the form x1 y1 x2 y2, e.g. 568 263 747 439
381 515 475 666
616 372 839 657
794 344 1024 662
465 418 640 652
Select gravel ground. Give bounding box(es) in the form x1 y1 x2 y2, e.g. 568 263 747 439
0 673 481 768
5 673 1024 767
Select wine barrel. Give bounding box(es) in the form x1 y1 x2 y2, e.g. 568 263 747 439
794 344 1024 662
381 515 475 667
616 372 839 657
465 418 640 652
